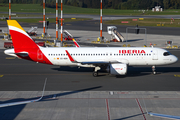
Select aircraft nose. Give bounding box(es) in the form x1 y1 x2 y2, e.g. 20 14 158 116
171 55 178 63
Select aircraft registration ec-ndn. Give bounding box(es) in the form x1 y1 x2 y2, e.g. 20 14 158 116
4 20 178 77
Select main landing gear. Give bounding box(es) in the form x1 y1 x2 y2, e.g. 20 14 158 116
93 67 101 77
152 65 156 75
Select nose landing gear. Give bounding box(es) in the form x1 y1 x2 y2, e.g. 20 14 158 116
152 65 156 75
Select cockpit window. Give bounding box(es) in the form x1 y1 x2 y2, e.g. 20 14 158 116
163 52 171 56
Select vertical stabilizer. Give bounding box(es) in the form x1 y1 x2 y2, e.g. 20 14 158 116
7 20 38 51
6 20 52 65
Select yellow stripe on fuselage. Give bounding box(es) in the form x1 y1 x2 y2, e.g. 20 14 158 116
7 20 25 32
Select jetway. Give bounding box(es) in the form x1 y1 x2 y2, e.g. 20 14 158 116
107 26 124 42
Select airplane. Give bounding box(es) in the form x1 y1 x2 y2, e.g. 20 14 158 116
4 20 178 77
73 38 80 48
0 78 46 107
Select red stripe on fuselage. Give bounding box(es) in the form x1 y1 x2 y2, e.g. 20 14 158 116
10 30 52 65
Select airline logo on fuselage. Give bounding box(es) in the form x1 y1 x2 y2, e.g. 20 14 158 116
119 50 146 54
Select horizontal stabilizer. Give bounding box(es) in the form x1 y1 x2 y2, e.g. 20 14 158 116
15 52 29 57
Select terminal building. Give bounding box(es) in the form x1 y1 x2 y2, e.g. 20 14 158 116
152 6 163 12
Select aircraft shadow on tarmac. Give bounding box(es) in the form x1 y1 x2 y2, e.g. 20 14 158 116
114 112 148 120
52 66 180 77
0 86 102 119
52 66 94 73
128 66 180 74
126 39 144 42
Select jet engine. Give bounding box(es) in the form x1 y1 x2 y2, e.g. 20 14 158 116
106 63 127 75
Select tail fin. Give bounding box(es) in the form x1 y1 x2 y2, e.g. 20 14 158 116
72 39 80 48
7 20 38 51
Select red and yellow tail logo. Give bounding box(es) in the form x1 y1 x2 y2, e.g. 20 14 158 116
7 20 37 51
7 20 53 65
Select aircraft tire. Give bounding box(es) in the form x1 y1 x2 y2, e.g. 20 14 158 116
93 72 98 77
153 71 156 75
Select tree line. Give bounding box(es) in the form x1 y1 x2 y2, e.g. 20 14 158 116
1 0 180 9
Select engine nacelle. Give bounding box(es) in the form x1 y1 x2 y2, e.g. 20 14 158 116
107 63 127 75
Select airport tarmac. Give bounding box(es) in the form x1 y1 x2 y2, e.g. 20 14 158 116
1 91 180 120
1 24 180 119
1 26 180 48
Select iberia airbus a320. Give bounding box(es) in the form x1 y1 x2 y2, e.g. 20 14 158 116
4 20 178 77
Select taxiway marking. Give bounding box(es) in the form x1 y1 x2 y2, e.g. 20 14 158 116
6 57 15 59
136 98 147 120
105 99 111 120
174 74 180 77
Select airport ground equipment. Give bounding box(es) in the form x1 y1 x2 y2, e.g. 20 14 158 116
4 41 45 48
63 30 73 40
107 26 124 42
0 29 11 40
27 27 38 36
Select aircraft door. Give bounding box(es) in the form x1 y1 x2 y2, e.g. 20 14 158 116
152 50 158 60
37 49 43 60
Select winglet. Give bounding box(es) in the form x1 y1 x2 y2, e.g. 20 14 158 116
65 50 77 63
73 39 80 48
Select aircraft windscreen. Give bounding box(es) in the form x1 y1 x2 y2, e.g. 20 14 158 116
163 52 171 56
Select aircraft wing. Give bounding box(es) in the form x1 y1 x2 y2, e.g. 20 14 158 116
65 50 120 65
0 78 47 108
81 61 120 65
148 112 180 120
81 61 109 65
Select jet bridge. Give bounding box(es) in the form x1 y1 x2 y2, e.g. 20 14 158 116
107 26 124 42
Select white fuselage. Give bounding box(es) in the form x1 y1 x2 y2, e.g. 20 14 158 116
38 47 177 67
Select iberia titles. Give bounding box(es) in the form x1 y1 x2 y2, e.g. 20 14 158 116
119 50 146 54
